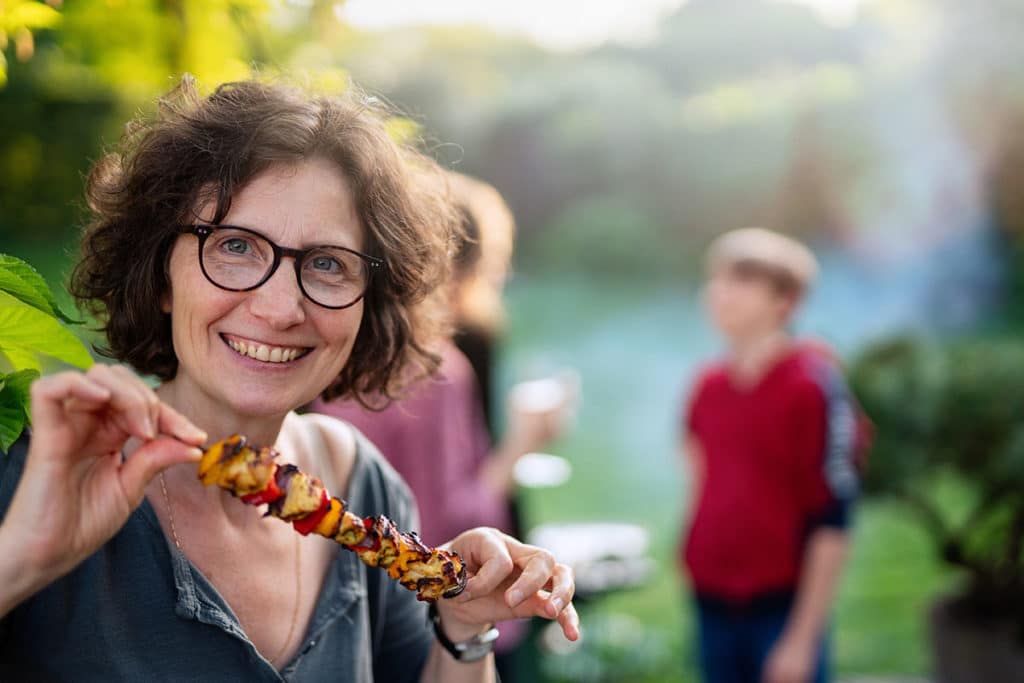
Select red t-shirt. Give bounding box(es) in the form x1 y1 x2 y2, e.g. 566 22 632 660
680 343 862 603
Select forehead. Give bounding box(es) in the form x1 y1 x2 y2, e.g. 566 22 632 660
196 157 364 249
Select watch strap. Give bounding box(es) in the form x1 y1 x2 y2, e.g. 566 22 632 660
428 602 500 662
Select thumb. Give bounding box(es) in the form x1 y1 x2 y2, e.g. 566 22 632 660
119 438 202 508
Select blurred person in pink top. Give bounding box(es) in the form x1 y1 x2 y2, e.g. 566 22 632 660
310 172 570 682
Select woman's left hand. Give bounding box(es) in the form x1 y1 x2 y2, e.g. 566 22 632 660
436 527 580 642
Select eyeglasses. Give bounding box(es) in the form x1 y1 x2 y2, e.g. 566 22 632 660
178 224 383 309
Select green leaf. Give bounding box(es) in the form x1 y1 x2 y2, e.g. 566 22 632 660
0 254 80 324
0 406 24 453
0 345 41 373
0 384 26 453
0 291 93 370
2 369 39 422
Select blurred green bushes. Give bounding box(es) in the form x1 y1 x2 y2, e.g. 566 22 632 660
851 337 1024 621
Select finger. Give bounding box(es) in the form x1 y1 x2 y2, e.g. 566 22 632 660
156 401 207 446
459 533 514 602
118 437 203 508
559 601 580 641
556 601 581 641
542 563 575 618
505 549 556 608
86 365 156 440
30 372 112 427
110 365 162 440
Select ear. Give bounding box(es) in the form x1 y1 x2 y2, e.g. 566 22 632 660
161 286 172 314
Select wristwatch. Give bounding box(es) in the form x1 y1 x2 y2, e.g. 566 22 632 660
428 603 500 662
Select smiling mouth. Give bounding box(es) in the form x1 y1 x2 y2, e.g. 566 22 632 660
221 334 312 364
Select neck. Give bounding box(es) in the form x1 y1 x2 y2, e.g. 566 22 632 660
154 378 291 528
728 329 792 386
157 379 289 447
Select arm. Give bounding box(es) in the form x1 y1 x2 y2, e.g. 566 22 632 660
478 394 568 500
681 433 704 520
419 623 497 683
439 380 566 537
762 529 848 683
0 366 205 619
764 369 860 683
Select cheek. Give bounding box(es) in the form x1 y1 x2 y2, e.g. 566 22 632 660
321 304 364 356
706 282 739 320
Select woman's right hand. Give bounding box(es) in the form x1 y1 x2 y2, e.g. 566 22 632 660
0 365 205 608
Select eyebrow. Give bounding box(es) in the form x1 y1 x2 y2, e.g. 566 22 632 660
204 222 362 252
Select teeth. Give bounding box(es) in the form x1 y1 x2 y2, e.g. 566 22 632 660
226 338 304 364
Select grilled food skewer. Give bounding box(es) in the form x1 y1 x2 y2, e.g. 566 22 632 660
197 434 467 602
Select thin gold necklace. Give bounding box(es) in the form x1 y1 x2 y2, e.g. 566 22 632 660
158 471 302 666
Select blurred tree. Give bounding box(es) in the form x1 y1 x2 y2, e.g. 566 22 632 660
0 0 293 255
850 337 1024 625
0 0 61 88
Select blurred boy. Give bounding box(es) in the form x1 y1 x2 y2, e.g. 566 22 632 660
681 228 862 683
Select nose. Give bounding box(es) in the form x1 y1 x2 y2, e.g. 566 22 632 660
247 258 306 329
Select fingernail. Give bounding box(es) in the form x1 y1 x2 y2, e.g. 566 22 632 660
186 447 203 461
507 589 523 606
145 417 156 439
551 597 564 614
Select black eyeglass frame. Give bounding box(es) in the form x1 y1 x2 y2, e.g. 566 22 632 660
178 223 384 310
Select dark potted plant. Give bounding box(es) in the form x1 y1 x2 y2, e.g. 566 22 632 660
849 337 1024 683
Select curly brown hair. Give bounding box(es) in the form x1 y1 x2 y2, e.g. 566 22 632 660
70 75 457 402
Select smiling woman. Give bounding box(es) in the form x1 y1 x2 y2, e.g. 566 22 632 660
0 75 579 682
71 76 452 403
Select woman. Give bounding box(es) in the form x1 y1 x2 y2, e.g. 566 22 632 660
0 76 578 682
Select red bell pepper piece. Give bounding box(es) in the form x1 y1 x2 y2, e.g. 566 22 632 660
240 476 284 506
293 490 331 535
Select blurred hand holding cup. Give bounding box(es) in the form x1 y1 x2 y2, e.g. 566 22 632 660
506 369 580 451
506 369 580 488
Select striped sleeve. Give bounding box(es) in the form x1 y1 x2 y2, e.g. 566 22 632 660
798 361 861 530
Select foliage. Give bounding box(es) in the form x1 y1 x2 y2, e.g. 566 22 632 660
0 253 92 452
0 0 61 88
850 337 1024 623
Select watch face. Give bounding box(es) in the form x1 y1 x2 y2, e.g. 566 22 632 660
454 626 501 662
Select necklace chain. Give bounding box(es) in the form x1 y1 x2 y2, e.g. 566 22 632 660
158 471 302 666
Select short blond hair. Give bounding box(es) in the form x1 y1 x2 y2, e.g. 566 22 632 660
706 227 818 297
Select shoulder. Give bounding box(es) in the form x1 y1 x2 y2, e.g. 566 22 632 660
314 414 419 523
789 343 847 396
290 411 419 528
438 344 475 382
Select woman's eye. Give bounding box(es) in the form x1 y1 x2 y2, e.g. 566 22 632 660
223 238 251 254
312 256 342 272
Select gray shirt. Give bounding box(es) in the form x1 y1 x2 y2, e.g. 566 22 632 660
0 430 433 682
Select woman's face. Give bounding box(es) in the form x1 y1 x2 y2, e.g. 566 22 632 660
163 156 366 418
